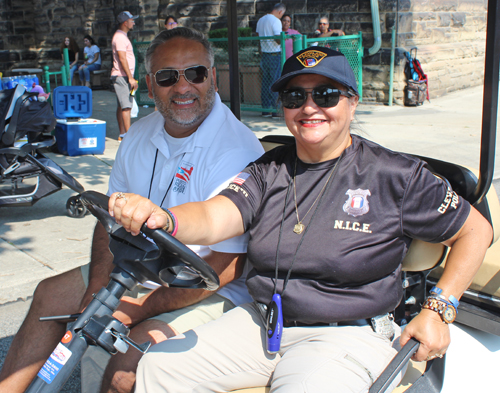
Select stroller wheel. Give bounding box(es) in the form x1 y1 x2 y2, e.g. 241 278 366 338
66 196 88 218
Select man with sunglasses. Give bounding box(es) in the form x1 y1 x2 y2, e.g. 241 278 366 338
256 2 286 118
313 16 345 38
111 11 139 142
0 28 264 393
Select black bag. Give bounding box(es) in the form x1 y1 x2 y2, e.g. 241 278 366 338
404 79 427 106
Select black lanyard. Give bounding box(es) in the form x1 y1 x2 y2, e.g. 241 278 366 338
148 148 186 207
272 153 342 297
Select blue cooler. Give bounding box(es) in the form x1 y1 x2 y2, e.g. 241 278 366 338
53 86 106 156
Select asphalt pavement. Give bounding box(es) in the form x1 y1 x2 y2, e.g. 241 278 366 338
1 85 499 391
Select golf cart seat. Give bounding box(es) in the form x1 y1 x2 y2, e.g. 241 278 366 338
240 135 500 393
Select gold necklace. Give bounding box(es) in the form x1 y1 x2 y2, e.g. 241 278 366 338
292 156 340 234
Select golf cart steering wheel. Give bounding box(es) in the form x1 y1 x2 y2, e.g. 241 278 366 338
79 190 220 291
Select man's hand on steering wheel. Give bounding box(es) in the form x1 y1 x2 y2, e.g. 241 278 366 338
109 192 169 236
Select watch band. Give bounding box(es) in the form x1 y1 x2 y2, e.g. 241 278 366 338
429 286 459 309
422 297 456 323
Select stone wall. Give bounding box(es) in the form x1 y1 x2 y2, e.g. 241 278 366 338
0 0 488 103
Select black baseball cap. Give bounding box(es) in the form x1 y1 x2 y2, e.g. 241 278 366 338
271 47 359 95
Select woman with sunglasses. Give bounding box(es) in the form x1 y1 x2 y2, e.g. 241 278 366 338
112 47 492 392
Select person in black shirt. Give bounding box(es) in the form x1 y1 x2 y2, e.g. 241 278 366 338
60 36 80 85
109 47 492 392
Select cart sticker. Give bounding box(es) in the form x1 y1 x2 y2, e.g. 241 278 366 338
61 331 72 344
79 137 97 149
37 343 72 384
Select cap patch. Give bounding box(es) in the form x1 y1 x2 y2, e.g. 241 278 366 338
296 50 328 68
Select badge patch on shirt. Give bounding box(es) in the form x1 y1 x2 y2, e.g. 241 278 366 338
343 189 371 217
232 172 250 185
296 50 327 68
173 161 194 194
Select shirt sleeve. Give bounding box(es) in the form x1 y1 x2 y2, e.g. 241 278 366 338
115 34 128 52
402 161 470 243
272 17 282 35
219 160 267 232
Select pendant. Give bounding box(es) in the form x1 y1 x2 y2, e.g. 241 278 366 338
293 223 305 234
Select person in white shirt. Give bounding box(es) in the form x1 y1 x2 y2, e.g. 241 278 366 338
256 2 286 118
0 27 264 393
78 35 102 88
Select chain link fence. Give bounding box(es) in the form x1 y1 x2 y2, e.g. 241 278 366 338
132 33 363 109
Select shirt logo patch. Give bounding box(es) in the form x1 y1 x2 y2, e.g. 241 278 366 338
343 189 371 217
232 172 250 186
173 161 194 194
296 50 327 68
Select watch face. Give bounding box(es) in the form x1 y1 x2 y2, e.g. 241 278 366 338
443 305 456 323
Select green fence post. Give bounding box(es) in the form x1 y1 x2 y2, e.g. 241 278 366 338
132 39 139 101
43 66 51 93
61 66 68 86
358 31 363 101
302 34 308 50
63 47 71 85
293 34 303 55
280 32 287 70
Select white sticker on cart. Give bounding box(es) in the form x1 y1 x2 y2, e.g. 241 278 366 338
79 137 97 149
37 342 72 384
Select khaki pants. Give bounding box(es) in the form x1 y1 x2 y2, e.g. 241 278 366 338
136 302 402 393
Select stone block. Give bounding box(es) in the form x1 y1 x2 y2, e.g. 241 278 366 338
385 13 396 30
294 14 322 34
1 10 23 20
0 50 10 63
457 0 488 12
379 0 398 12
306 0 357 14
332 12 371 23
363 52 381 66
36 21 51 34
451 12 467 27
398 12 413 33
255 1 277 15
179 3 220 17
0 21 14 34
282 0 307 14
7 35 24 48
438 13 451 27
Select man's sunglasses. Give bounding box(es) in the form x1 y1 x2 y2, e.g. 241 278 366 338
280 86 354 109
153 65 210 87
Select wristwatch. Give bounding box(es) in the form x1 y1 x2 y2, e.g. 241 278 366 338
422 297 457 323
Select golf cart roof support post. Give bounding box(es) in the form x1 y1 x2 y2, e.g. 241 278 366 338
227 0 241 120
474 0 500 205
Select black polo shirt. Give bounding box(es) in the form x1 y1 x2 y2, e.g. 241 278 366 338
219 135 470 324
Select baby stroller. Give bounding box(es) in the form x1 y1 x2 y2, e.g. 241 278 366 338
0 84 87 217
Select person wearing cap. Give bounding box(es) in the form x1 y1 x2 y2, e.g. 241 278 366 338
112 10 139 142
111 47 491 392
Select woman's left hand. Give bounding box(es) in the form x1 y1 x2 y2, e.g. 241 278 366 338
399 308 450 362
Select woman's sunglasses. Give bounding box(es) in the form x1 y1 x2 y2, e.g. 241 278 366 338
154 65 210 87
280 86 354 109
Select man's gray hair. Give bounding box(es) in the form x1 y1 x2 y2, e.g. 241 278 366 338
273 3 286 13
145 27 214 73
